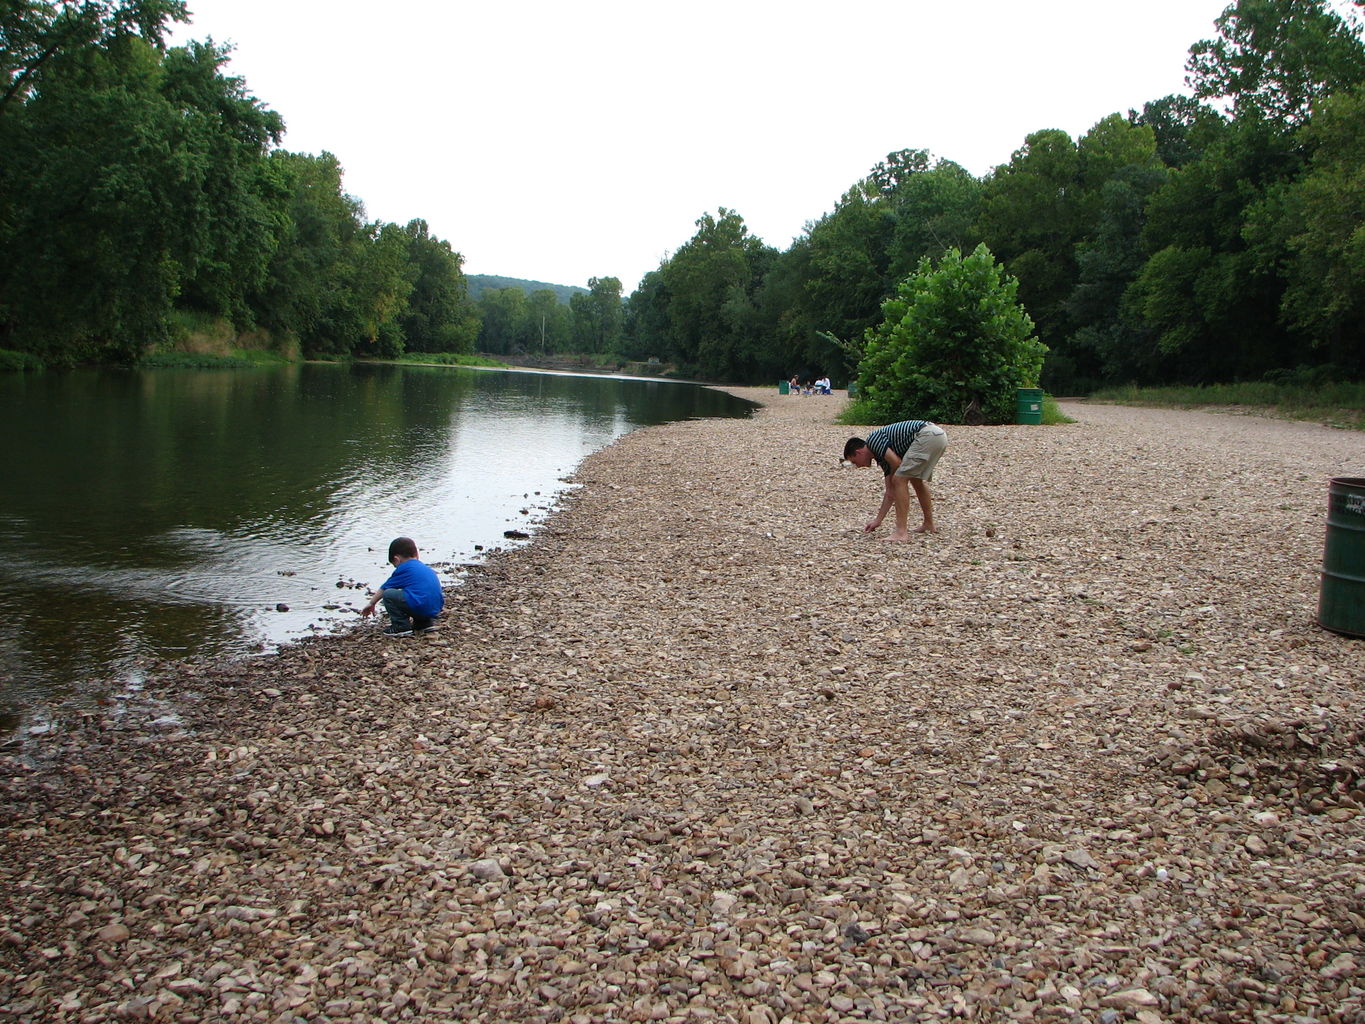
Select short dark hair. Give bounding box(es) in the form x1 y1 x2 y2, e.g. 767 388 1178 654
843 437 867 460
388 537 419 561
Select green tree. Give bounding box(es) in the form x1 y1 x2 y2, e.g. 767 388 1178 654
1131 116 1304 379
1066 166 1170 384
1187 0 1365 125
799 182 896 349
569 275 624 354
397 218 478 354
158 39 284 326
885 158 983 284
1130 93 1227 168
659 208 775 380
855 244 1045 425
525 288 572 354
975 129 1083 358
0 27 280 362
476 287 527 354
622 268 672 362
1 0 187 114
250 151 366 356
1249 86 1365 371
1055 116 1164 388
350 220 413 358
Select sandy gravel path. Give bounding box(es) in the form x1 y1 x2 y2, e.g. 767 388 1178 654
2 391 1363 1023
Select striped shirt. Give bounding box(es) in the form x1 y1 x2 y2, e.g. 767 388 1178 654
865 420 928 474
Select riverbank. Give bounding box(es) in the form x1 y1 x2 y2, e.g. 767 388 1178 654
2 391 1362 1023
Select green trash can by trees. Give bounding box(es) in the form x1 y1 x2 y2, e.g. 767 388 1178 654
778 380 789 395
1016 388 1044 424
1319 476 1365 639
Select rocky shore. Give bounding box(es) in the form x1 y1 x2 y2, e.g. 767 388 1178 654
2 390 1363 1023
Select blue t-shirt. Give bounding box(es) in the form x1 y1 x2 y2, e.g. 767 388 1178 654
380 559 444 617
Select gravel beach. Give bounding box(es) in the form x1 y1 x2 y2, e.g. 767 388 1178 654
3 390 1363 1024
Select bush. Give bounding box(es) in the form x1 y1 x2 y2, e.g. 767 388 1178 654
0 349 46 371
855 244 1046 424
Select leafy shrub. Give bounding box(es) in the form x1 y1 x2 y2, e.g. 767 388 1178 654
0 349 46 371
855 244 1047 424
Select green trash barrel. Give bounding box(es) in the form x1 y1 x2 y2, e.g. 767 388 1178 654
1016 387 1044 425
1318 476 1365 639
847 381 858 397
778 380 789 395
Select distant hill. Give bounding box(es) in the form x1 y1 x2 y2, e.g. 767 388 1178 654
465 275 588 305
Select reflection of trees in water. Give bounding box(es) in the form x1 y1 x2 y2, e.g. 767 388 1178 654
0 364 752 718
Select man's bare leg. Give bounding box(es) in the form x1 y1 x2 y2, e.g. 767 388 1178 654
882 475 913 541
910 477 936 533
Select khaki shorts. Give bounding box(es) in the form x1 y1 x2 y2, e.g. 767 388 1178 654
893 424 947 481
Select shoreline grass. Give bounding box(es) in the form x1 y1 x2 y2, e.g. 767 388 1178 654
1087 380 1365 430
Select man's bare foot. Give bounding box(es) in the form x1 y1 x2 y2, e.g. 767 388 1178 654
882 532 912 542
912 524 938 534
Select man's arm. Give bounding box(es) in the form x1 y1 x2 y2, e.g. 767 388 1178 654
864 449 901 532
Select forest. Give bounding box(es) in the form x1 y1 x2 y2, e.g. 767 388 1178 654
2 0 1363 393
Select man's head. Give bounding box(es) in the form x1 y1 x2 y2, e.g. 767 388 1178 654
843 437 873 468
388 536 419 564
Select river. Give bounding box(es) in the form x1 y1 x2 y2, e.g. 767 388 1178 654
0 362 754 728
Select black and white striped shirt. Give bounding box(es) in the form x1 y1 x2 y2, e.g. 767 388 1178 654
865 420 928 473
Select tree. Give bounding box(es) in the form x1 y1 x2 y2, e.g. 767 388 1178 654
1130 94 1227 168
397 218 478 354
1131 115 1304 380
525 288 571 354
885 158 983 284
249 150 366 356
1 0 187 115
855 244 1045 425
659 208 775 380
569 275 624 354
1187 0 1365 125
975 129 1084 356
798 182 896 349
1066 166 1170 384
158 39 284 326
1249 86 1365 371
476 287 527 354
0 28 280 362
622 269 671 362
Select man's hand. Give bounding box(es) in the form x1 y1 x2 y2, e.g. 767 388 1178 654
864 519 882 533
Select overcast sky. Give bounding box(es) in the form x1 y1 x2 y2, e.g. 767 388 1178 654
171 0 1234 293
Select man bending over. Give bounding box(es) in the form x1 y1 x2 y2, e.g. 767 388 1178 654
842 419 948 540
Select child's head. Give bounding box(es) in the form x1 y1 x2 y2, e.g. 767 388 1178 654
388 537 419 563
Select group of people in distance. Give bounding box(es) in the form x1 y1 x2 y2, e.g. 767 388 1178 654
368 414 945 638
788 375 832 395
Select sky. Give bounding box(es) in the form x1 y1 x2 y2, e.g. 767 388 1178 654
170 0 1235 294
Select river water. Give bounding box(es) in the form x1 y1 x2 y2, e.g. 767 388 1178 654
0 362 754 727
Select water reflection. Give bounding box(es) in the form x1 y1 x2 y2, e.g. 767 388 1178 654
0 363 753 720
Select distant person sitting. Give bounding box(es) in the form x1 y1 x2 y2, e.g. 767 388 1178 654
817 376 832 394
789 375 800 395
361 536 445 636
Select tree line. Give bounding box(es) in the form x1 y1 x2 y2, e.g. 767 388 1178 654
3 0 1363 393
624 0 1365 392
0 0 484 365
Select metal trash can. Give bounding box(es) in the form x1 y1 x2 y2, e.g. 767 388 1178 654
778 380 789 395
1319 476 1365 638
1016 388 1043 425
